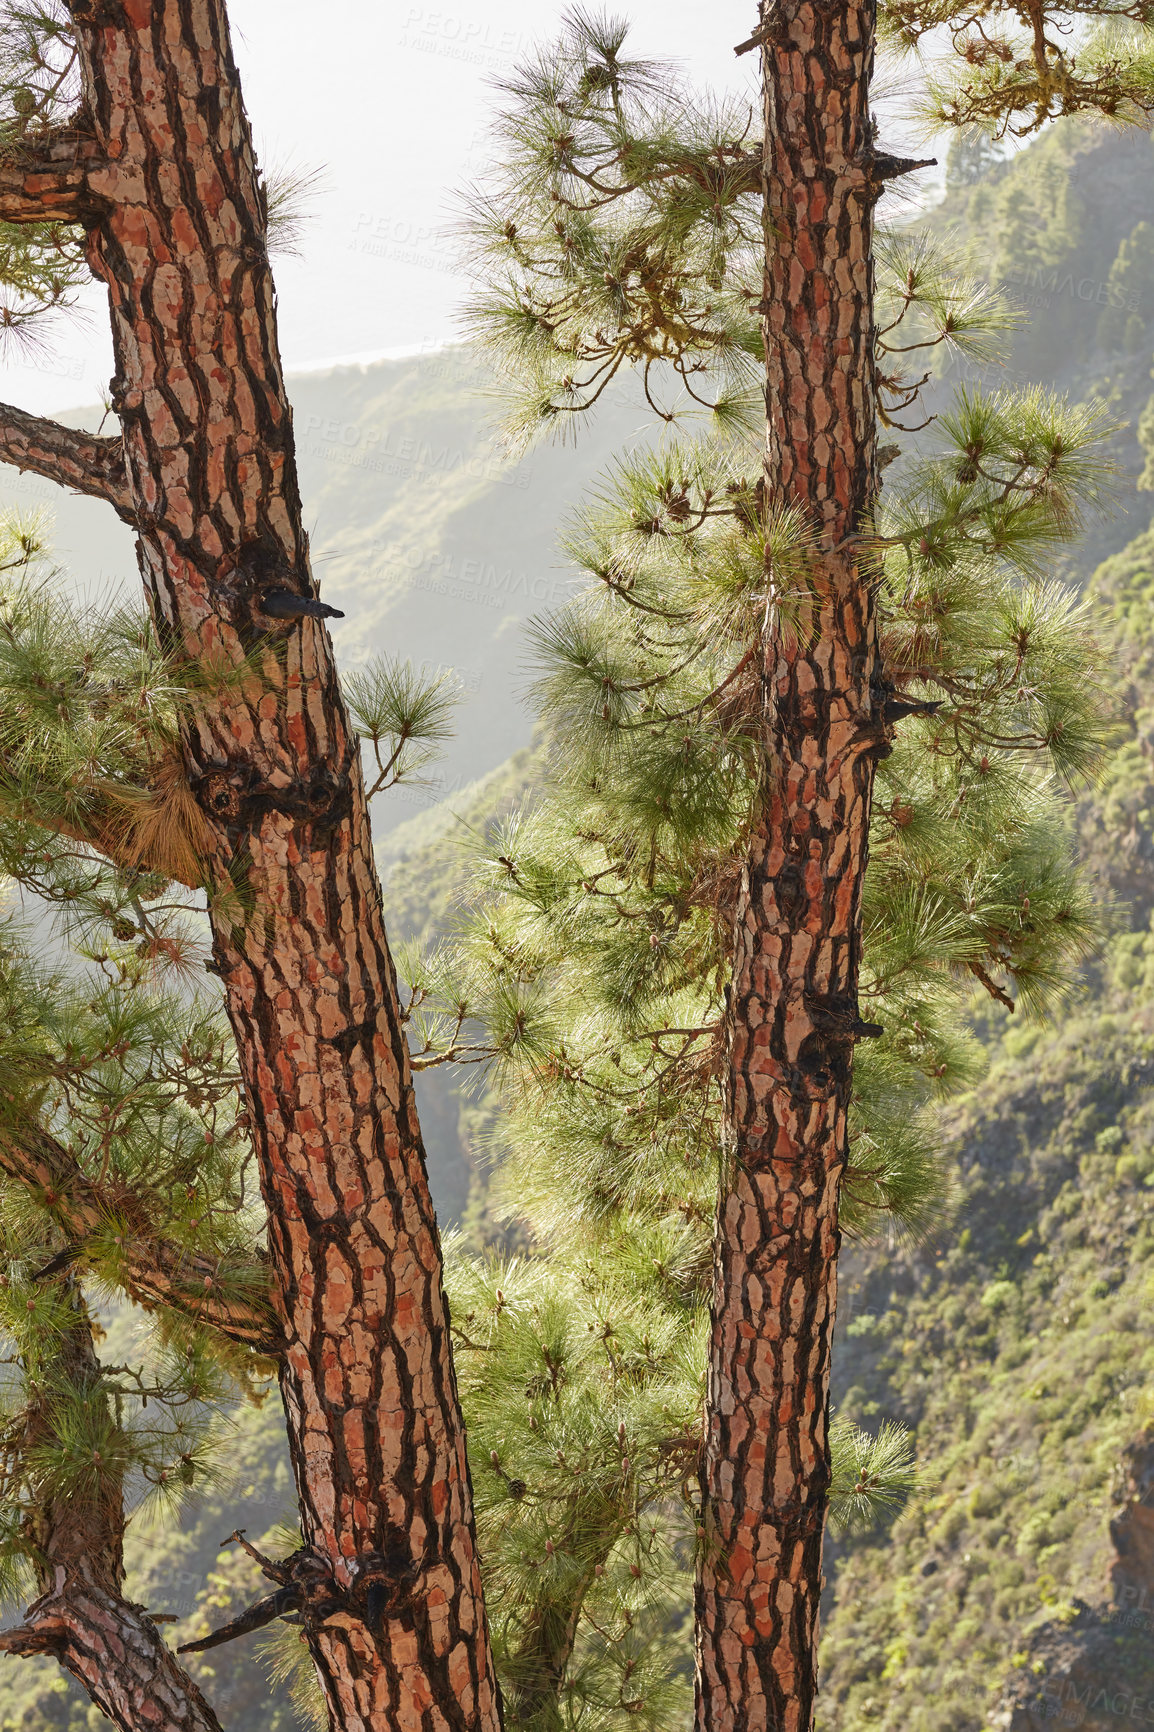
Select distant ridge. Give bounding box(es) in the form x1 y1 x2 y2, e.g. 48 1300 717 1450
286 338 456 374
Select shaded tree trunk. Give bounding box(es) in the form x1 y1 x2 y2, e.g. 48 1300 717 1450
0 1294 223 1732
501 1532 617 1728
0 4 501 1729
694 3 880 1729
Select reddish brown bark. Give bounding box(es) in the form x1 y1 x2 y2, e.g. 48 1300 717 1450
0 126 106 223
0 4 501 1730
0 1292 223 1732
0 398 131 513
695 3 881 1729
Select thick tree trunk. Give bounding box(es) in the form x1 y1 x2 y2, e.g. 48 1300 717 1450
0 5 501 1730
694 4 880 1730
0 1296 223 1732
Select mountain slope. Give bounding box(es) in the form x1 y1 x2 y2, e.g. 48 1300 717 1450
823 1008 1154 1731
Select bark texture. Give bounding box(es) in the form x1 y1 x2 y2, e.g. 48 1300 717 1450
0 125 106 222
0 1294 223 1732
0 399 130 513
695 3 880 1729
0 4 502 1729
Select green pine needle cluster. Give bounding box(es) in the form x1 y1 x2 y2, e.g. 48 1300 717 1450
461 8 764 442
0 512 285 1647
445 1241 700 1732
344 655 462 799
0 4 86 345
0 914 261 1604
879 0 1154 136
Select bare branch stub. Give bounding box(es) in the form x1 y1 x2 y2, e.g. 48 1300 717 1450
0 399 132 517
0 126 107 224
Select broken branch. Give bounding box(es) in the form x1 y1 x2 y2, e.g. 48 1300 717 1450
177 1585 300 1654
0 400 131 518
968 959 1016 1013
0 128 107 225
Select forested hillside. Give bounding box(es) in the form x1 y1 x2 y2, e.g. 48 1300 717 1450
0 117 1153 1732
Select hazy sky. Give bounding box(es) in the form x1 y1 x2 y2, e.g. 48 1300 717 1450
3 0 763 416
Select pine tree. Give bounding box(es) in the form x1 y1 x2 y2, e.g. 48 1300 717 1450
459 7 1142 1726
1096 220 1154 351
0 522 926 1732
0 529 277 1727
0 5 501 1729
944 125 1006 189
0 1282 228 1732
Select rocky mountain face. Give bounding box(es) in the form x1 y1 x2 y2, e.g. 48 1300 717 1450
999 1427 1154 1730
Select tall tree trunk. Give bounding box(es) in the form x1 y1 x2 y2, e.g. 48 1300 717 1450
694 3 880 1729
0 1293 223 1732
0 5 501 1730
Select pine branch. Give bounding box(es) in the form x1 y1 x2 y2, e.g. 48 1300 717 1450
219 1528 294 1584
968 959 1015 1012
734 18 778 55
0 1121 281 1353
861 151 938 189
0 126 107 225
0 742 207 890
0 1619 58 1657
177 1584 301 1654
0 400 131 517
0 1296 226 1731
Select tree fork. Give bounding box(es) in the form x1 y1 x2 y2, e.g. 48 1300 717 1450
695 1 882 1729
1 1291 225 1732
0 4 503 1728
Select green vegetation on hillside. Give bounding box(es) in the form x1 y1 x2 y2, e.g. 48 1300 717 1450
817 457 1154 1732
822 1010 1154 1731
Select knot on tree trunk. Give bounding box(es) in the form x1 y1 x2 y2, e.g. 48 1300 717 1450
793 1028 853 1100
209 537 327 647
190 761 354 839
68 0 126 24
178 1532 425 1654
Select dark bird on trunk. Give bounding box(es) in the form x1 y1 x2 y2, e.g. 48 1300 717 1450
883 696 942 725
258 588 345 621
